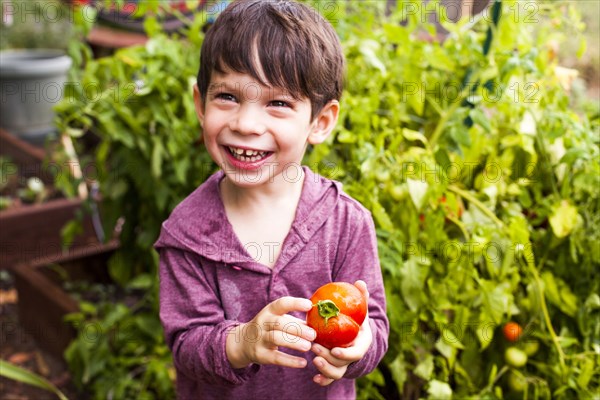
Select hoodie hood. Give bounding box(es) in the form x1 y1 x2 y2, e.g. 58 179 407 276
154 166 342 274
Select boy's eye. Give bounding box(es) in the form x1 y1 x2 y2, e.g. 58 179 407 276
215 93 237 102
269 100 290 108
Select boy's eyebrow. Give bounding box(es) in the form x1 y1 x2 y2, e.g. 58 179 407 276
207 81 240 93
207 80 298 101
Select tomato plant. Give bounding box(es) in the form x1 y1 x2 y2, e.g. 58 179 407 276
306 282 367 349
58 0 599 398
503 322 523 342
306 1 599 398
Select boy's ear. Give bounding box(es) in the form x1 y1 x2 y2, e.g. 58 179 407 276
193 84 205 127
308 100 340 145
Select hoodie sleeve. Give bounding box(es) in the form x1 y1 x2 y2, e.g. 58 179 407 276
332 207 389 379
158 244 260 386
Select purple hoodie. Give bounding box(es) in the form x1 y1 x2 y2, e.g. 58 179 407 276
155 167 389 399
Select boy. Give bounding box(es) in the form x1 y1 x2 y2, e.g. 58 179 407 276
155 1 389 398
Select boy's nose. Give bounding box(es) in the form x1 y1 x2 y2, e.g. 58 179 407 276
229 105 266 136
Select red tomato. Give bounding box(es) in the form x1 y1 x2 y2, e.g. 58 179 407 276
503 322 523 342
306 282 367 349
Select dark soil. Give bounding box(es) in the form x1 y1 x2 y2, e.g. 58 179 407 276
0 272 79 400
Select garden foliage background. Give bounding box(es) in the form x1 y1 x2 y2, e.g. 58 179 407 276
52 0 599 398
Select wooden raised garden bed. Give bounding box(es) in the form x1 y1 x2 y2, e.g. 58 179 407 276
11 240 119 359
0 129 100 270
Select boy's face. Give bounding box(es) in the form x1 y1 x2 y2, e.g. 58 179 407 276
194 69 339 188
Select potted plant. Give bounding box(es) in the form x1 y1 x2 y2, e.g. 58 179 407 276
0 0 73 145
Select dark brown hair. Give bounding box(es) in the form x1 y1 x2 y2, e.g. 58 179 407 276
197 0 345 120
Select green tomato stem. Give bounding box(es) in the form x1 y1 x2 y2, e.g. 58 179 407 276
523 252 567 375
448 185 504 229
429 70 481 148
315 300 340 326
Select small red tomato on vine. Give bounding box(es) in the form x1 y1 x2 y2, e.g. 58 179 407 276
306 282 367 349
503 322 523 342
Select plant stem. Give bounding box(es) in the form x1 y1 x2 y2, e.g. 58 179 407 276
429 70 480 148
522 254 567 375
429 98 462 148
448 185 504 229
446 215 470 240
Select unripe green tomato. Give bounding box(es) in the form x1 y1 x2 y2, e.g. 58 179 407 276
375 169 391 183
508 370 527 392
523 340 539 356
505 347 528 368
390 184 408 201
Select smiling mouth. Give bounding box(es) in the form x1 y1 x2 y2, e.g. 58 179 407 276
226 146 272 163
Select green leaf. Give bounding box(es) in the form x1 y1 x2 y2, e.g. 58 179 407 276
407 178 428 211
143 17 163 37
388 355 408 395
508 216 530 245
402 128 428 145
0 360 69 400
577 37 587 59
577 357 594 389
359 39 386 74
337 129 356 143
66 127 84 138
371 200 394 231
549 200 579 238
414 354 434 380
469 108 491 133
128 273 154 290
365 368 385 386
102 303 130 328
135 313 163 339
399 257 429 312
441 328 465 350
476 319 495 350
427 379 453 400
151 139 165 178
108 251 133 286
61 219 83 250
479 280 512 324
541 272 578 317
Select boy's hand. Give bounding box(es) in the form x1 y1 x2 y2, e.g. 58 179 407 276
226 297 316 369
311 280 372 386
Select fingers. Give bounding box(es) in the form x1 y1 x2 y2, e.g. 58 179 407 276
311 343 351 385
259 348 308 369
269 329 313 354
328 345 364 362
312 355 347 381
276 314 317 341
269 296 313 315
244 326 312 369
313 373 335 386
354 280 369 302
311 343 348 367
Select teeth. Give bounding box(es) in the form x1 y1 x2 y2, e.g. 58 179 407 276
228 146 269 162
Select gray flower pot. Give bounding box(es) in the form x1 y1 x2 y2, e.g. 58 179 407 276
0 49 72 146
